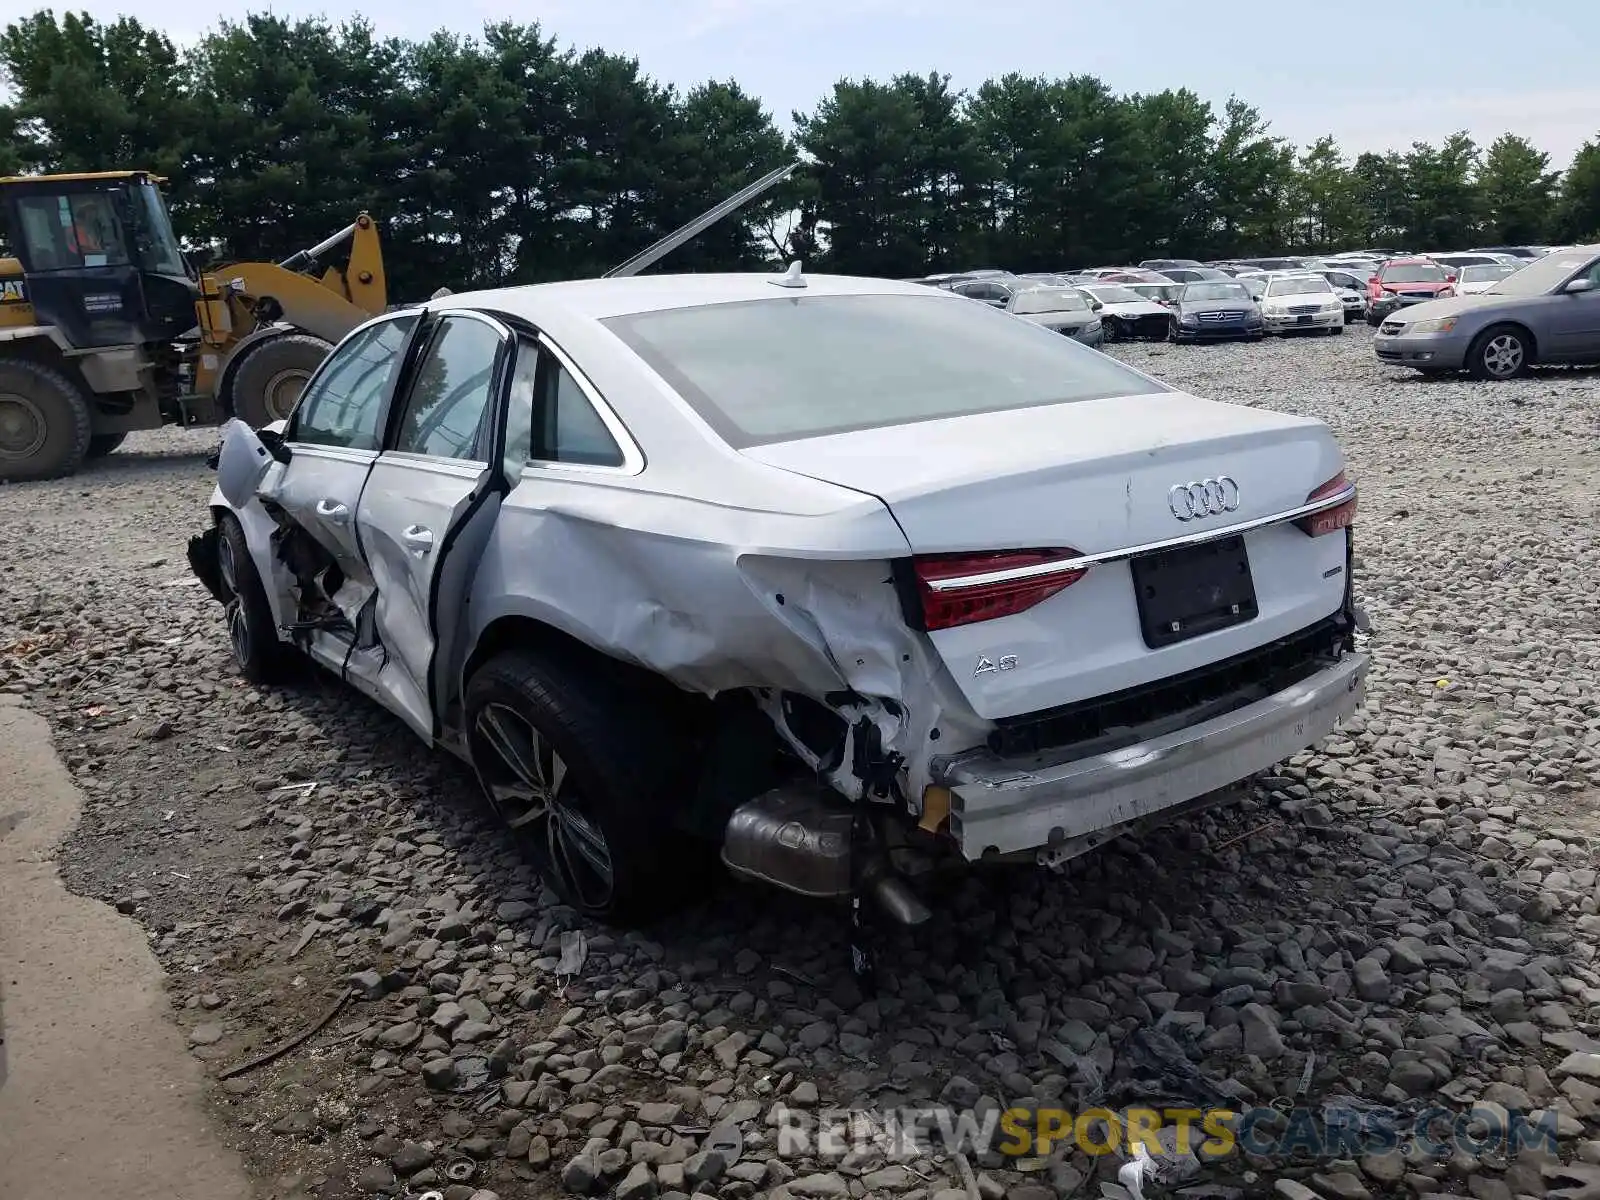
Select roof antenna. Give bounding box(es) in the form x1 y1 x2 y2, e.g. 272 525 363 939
769 260 806 290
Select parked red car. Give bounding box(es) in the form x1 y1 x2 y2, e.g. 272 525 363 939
1367 257 1455 321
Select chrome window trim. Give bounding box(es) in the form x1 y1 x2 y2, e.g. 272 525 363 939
376 451 487 479
282 444 379 467
923 482 1358 593
518 332 645 477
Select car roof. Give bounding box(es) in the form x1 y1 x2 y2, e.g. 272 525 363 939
430 272 938 323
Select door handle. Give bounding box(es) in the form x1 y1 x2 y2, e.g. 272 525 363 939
402 525 434 556
315 498 350 525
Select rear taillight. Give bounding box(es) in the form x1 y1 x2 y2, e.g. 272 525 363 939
910 549 1086 631
1297 471 1357 537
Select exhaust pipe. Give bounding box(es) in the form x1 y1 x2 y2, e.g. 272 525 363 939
721 786 929 926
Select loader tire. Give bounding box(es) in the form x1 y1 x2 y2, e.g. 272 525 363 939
229 334 333 427
86 431 127 459
0 358 93 483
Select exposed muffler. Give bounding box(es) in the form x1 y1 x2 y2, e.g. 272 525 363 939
721 786 930 926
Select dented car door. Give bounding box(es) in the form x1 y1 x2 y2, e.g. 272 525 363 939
266 313 420 616
355 311 512 737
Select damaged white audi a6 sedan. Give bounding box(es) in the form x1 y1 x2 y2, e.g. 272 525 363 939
188 268 1368 925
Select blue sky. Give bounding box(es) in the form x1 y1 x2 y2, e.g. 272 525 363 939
60 0 1600 168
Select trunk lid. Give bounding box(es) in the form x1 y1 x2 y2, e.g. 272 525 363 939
744 392 1350 719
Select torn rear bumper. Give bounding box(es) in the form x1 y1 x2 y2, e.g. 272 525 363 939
935 651 1368 859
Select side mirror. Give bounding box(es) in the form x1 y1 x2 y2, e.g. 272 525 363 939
1446 273 1457 283
1564 277 1595 294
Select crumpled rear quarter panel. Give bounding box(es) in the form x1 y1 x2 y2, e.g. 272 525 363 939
465 472 924 698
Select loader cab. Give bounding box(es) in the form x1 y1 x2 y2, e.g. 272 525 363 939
0 170 198 349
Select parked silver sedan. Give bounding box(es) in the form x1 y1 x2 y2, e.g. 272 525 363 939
1373 245 1600 378
188 270 1367 924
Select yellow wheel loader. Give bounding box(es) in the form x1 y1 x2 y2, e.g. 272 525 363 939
0 170 386 481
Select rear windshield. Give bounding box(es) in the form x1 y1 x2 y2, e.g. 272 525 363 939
603 294 1163 447
1459 264 1516 283
1011 287 1088 314
1380 263 1447 283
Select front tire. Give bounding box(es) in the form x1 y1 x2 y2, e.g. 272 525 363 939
227 334 333 427
464 649 696 922
217 513 287 684
1329 325 1344 336
0 359 92 482
1466 324 1531 380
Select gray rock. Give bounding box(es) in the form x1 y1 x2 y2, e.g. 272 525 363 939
637 1101 682 1126
1353 958 1391 1003
355 1164 396 1193
1241 1003 1286 1059
562 1147 603 1194
1389 1060 1436 1096
348 968 388 999
789 1173 850 1198
420 1057 459 1091
390 1142 434 1174
616 1162 657 1200
683 1149 727 1187
652 1021 688 1055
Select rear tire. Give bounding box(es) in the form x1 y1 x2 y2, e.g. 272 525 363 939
0 358 92 482
464 648 698 922
1466 324 1531 380
217 512 287 684
86 431 127 459
228 334 333 427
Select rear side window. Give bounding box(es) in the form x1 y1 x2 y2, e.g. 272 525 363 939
604 293 1161 447
293 315 417 450
504 338 627 469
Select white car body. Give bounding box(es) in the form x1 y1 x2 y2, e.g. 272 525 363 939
191 271 1367 917
1258 273 1346 332
1453 263 1520 295
1077 285 1174 340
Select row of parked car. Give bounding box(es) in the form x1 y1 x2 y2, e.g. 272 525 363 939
911 243 1592 361
912 265 1363 345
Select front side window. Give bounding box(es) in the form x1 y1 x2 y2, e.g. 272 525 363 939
125 182 187 276
14 192 130 270
392 315 503 461
604 293 1163 448
293 315 416 450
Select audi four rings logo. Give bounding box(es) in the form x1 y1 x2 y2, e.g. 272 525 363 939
1168 476 1240 520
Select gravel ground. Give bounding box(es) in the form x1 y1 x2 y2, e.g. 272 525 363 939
4 327 1600 1200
